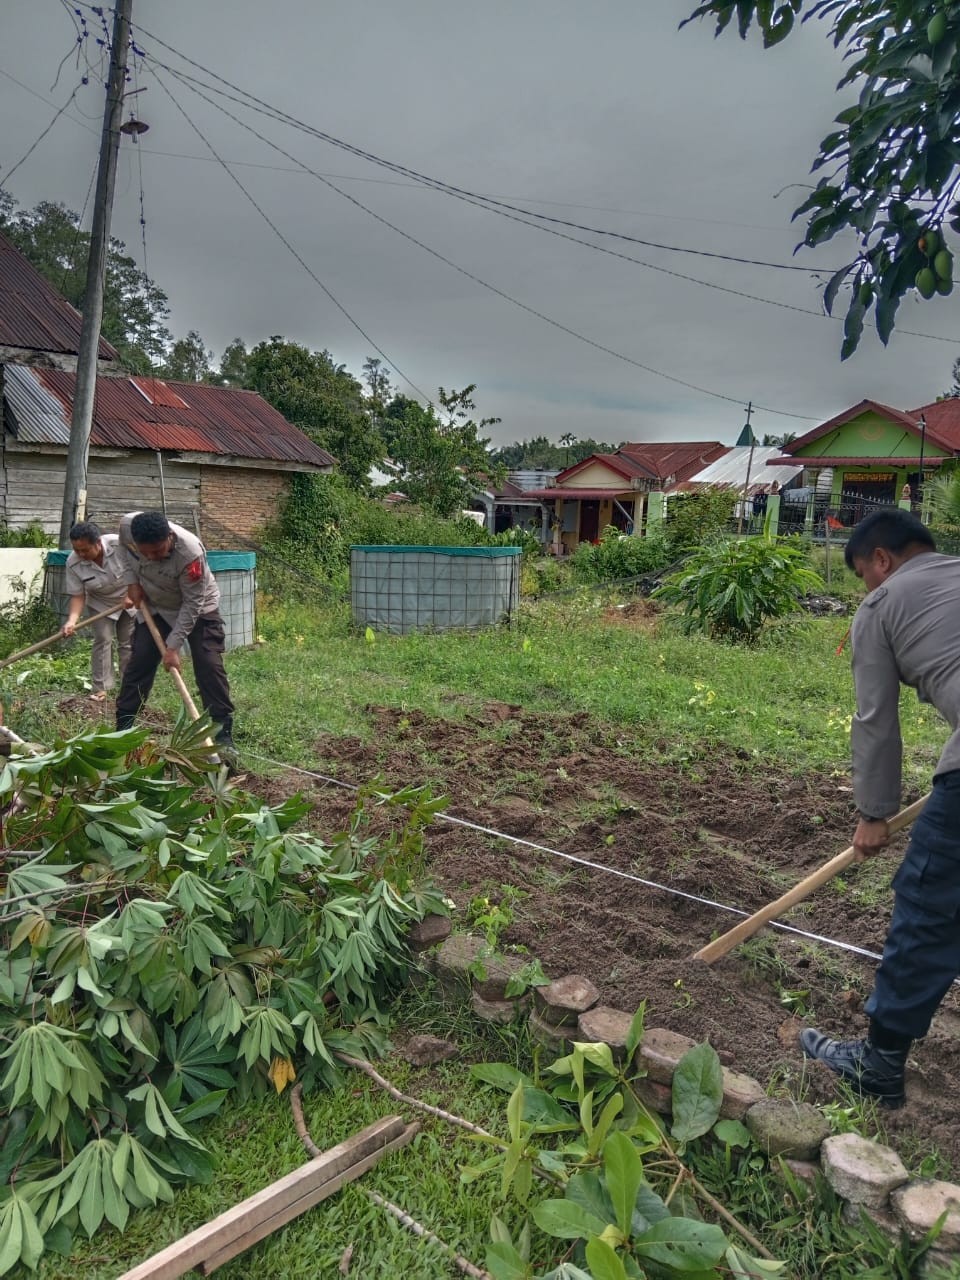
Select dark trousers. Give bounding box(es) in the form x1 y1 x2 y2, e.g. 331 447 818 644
116 611 234 737
866 770 960 1039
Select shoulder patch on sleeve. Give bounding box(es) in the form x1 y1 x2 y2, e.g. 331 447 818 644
185 558 203 583
865 585 888 607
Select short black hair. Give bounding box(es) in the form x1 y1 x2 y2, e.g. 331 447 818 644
844 507 936 569
69 520 101 544
130 511 172 545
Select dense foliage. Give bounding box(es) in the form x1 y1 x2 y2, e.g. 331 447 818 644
571 526 670 584
0 723 445 1273
685 0 960 356
262 472 492 596
666 491 739 553
470 1024 787 1279
654 537 823 641
490 436 623 471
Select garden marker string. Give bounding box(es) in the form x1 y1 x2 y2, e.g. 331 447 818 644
243 751 888 965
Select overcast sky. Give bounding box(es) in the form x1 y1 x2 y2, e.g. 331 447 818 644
3 1 958 448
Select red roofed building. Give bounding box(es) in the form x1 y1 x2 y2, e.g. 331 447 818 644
0 232 336 540
525 441 726 551
0 231 119 370
2 364 334 539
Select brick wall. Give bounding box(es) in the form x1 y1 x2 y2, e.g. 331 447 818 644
199 466 291 544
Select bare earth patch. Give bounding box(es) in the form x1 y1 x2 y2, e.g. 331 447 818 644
252 703 960 1169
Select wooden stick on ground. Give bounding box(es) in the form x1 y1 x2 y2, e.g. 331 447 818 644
0 605 120 671
116 1114 416 1280
290 1083 490 1280
692 793 929 964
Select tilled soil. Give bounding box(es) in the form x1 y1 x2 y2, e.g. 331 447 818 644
254 703 960 1170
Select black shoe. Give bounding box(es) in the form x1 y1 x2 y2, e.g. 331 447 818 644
799 1027 907 1109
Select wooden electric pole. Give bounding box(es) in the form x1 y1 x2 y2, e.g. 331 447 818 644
58 0 134 548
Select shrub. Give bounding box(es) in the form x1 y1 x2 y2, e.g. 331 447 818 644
570 525 670 584
0 523 54 549
653 536 823 642
259 473 492 597
665 489 738 554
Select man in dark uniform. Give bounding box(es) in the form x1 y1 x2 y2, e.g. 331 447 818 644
801 508 960 1108
115 510 235 749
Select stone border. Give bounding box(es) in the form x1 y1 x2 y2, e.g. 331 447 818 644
408 919 960 1274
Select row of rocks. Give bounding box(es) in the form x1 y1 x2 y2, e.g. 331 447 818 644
407 919 960 1272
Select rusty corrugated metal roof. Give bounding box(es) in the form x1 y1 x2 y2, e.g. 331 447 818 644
0 233 119 361
3 364 335 469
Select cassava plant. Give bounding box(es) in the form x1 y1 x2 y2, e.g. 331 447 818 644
653 537 823 642
0 720 447 1274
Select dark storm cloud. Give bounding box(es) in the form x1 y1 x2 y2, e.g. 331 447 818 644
3 0 958 446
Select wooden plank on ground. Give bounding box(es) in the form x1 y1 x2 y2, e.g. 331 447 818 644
198 1122 420 1274
116 1115 408 1280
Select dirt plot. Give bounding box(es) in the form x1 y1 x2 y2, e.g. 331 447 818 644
257 703 960 1169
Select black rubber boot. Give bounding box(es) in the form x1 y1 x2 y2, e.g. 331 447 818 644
116 713 135 732
799 1027 908 1109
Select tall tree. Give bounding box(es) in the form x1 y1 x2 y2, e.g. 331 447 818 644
217 338 249 388
243 337 383 486
0 196 171 370
380 385 503 516
162 329 213 382
685 0 960 356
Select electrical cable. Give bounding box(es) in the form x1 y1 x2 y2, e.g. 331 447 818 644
126 21 834 275
0 85 80 192
150 67 430 405
158 64 845 335
129 26 959 347
243 750 887 965
152 65 814 421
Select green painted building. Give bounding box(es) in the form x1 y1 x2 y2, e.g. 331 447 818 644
772 398 960 522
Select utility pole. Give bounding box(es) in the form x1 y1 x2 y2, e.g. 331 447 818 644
58 0 134 547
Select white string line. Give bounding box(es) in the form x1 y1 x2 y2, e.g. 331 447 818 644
244 751 885 964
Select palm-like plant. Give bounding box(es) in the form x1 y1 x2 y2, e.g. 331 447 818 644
929 471 960 531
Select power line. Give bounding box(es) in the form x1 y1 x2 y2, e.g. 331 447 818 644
0 84 80 191
150 68 430 404
155 64 815 421
126 19 835 276
143 47 960 348
160 65 842 328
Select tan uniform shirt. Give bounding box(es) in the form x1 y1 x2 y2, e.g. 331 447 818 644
851 552 960 818
118 515 220 653
64 533 130 617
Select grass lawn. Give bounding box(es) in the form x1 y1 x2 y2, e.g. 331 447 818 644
12 589 954 1279
231 595 944 800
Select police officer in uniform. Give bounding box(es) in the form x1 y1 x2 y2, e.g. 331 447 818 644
115 511 235 750
801 508 960 1108
62 520 135 701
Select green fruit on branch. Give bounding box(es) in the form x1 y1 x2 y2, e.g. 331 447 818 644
919 229 941 256
934 249 954 281
916 267 938 298
937 277 954 296
927 11 948 44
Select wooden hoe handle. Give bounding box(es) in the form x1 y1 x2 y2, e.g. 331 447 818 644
138 600 217 753
692 793 930 964
0 604 120 671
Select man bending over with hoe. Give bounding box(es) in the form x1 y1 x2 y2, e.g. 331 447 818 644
801 508 960 1108
115 510 235 753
